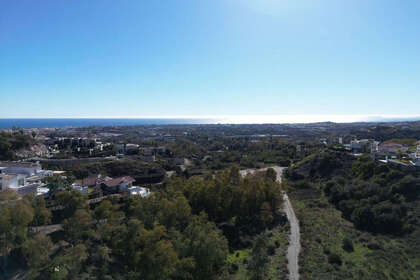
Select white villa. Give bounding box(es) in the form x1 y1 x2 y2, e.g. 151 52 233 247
0 161 53 196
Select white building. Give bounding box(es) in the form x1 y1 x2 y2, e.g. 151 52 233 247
128 186 151 197
350 139 379 153
0 161 52 196
0 174 19 190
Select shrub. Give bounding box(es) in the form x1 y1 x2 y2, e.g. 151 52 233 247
328 253 342 266
342 237 354 252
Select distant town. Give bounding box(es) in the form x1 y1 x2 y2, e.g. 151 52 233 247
1 121 419 198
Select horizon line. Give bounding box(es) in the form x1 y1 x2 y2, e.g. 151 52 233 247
0 114 419 124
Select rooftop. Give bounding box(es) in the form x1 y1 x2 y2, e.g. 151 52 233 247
103 176 135 188
75 175 102 187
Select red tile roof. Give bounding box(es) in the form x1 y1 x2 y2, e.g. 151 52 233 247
76 176 102 187
103 176 135 188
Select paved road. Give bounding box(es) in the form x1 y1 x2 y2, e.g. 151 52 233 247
240 166 300 280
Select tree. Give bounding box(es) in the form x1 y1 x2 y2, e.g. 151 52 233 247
68 244 88 274
265 168 277 182
63 209 93 243
22 235 53 268
158 195 192 230
44 175 73 195
248 234 269 280
94 199 124 222
56 190 87 219
182 213 228 280
260 202 274 227
8 200 34 245
0 189 19 201
0 200 34 270
139 226 179 280
328 252 342 266
31 197 52 226
229 165 240 185
342 237 354 252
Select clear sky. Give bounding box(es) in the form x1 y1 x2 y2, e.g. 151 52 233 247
1 0 419 119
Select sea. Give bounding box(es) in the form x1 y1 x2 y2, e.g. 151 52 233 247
0 118 217 129
1 115 419 129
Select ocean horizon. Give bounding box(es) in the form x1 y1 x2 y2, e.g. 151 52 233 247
0 115 419 129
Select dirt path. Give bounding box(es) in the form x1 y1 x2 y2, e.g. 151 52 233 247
240 166 300 280
282 192 300 280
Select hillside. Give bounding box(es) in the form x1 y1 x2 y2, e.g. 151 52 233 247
0 131 40 160
285 149 420 279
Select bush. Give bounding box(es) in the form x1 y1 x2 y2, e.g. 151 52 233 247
328 253 342 266
367 241 382 250
267 243 276 256
342 237 354 252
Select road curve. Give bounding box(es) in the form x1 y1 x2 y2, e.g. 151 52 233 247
240 166 300 280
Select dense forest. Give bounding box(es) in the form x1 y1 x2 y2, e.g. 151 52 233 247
0 167 288 280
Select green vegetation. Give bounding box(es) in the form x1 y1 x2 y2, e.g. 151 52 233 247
3 123 420 279
0 167 288 280
383 138 418 146
0 131 35 160
286 149 420 279
167 137 320 172
44 159 166 183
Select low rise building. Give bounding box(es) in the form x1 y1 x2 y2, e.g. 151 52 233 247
0 161 52 196
101 176 136 194
127 186 151 197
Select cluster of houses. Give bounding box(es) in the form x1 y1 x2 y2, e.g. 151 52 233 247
72 174 151 197
0 161 52 196
43 136 175 165
44 137 113 157
0 161 151 198
343 138 420 167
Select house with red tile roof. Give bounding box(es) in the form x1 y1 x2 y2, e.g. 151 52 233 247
101 176 135 194
74 175 103 187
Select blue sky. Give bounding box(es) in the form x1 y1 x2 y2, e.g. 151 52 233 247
1 0 419 119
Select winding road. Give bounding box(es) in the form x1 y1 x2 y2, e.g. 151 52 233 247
240 166 300 280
